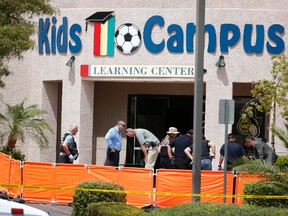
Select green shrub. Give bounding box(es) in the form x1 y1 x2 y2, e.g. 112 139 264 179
72 181 126 216
243 181 288 208
146 202 288 216
0 146 25 161
275 155 288 170
87 202 144 216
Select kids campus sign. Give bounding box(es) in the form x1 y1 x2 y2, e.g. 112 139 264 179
38 13 285 56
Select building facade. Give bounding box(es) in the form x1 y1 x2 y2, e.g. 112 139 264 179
1 0 288 169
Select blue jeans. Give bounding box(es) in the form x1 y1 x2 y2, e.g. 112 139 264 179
201 159 212 170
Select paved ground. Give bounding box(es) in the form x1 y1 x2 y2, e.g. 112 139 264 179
25 202 73 216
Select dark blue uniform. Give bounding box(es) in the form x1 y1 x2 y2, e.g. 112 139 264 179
169 134 192 169
187 140 213 170
201 140 212 170
220 141 246 169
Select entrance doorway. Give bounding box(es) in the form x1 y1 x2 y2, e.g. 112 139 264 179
125 95 205 167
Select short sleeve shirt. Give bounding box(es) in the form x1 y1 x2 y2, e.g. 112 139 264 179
135 129 160 146
169 134 192 158
220 141 246 164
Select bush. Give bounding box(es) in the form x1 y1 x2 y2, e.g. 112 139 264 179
87 202 144 216
146 202 288 216
243 181 288 208
72 181 126 216
275 155 288 170
0 146 25 161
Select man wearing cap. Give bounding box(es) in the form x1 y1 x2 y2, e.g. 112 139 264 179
158 127 180 168
168 129 193 169
126 128 160 169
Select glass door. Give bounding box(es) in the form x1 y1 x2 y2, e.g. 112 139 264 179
125 95 201 167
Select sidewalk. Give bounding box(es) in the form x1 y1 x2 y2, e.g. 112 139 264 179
25 202 73 216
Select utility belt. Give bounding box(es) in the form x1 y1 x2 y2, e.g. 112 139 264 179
147 142 158 148
174 157 186 161
60 149 79 158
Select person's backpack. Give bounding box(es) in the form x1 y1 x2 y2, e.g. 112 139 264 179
160 145 168 156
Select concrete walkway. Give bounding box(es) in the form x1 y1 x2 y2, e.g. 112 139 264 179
26 202 73 216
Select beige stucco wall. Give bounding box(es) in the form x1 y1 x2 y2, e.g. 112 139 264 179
0 0 287 169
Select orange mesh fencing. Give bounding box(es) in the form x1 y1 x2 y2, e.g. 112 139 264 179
7 159 21 198
86 165 119 183
119 167 154 207
21 163 120 203
234 172 265 205
0 152 11 194
2 151 268 207
22 161 54 202
155 169 235 207
53 163 87 203
155 169 193 207
200 170 234 203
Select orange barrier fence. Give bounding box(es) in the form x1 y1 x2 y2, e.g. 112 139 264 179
23 162 55 202
155 169 234 207
86 165 119 183
22 162 154 206
119 167 154 207
0 153 266 207
0 153 21 198
201 170 234 203
0 152 11 194
8 159 21 198
234 172 265 205
155 169 192 207
53 163 88 203
22 163 116 203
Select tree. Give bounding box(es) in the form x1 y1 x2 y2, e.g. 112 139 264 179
0 99 53 151
0 0 57 88
243 55 288 151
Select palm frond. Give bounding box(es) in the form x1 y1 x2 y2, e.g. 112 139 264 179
271 124 288 150
232 159 287 183
0 99 53 150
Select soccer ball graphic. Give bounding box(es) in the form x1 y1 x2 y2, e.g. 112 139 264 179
115 23 142 54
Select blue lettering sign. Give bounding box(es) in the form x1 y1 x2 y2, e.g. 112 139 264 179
267 24 285 54
186 23 196 52
205 24 216 53
243 24 264 54
38 18 51 54
38 15 285 55
220 24 240 52
69 24 82 53
51 17 57 53
167 24 183 52
186 24 216 53
57 17 68 53
38 16 82 54
143 15 165 53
